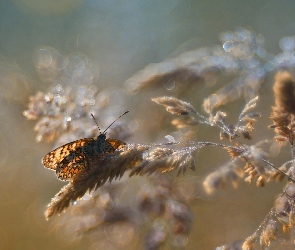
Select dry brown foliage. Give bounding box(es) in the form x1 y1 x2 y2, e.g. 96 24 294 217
23 29 295 249
270 71 295 144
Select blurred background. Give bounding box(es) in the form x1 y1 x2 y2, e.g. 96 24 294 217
1 0 295 249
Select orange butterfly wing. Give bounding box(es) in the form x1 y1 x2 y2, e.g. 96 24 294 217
106 138 126 153
42 136 126 181
42 138 93 171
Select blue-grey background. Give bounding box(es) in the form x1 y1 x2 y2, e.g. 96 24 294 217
0 0 294 249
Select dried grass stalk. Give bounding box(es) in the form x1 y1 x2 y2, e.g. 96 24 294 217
270 71 295 144
152 96 197 115
45 143 200 219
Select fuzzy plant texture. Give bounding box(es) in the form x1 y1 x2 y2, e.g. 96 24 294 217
24 28 295 249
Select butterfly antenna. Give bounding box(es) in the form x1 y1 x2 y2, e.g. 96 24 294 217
91 114 101 133
103 110 129 134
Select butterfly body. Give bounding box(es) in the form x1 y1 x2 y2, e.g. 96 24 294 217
42 133 125 181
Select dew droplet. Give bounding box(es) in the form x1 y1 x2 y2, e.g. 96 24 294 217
33 49 53 69
163 79 176 90
165 135 176 143
279 36 295 51
223 41 234 52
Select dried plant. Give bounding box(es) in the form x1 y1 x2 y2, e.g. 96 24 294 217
270 71 295 145
24 29 295 249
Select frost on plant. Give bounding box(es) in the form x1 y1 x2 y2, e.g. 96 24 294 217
24 29 295 249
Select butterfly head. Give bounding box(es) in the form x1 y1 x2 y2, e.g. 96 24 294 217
97 133 106 140
91 111 129 138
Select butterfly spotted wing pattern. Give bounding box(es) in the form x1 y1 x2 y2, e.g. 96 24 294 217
42 138 93 171
42 134 125 181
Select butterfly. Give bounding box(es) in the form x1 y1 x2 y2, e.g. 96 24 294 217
42 111 129 181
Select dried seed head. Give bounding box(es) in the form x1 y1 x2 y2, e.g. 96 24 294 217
259 220 278 247
152 96 197 115
225 146 244 158
203 172 225 194
213 111 227 123
171 116 199 129
242 233 257 250
273 71 295 113
256 176 265 187
203 163 242 193
270 71 295 143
